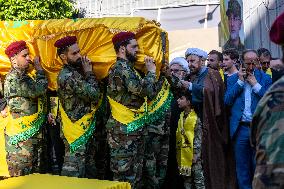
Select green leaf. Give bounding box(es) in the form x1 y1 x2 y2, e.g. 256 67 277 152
0 0 75 20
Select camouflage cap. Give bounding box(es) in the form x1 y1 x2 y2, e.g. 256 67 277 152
226 0 241 18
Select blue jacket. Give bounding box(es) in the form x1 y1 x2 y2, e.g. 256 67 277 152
224 70 272 138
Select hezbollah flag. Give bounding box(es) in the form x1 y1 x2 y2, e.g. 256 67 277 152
0 17 169 90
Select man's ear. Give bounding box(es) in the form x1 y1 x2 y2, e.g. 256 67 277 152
119 46 126 53
10 56 17 67
59 53 67 61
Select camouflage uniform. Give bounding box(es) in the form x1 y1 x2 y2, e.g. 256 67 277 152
251 76 284 189
143 76 171 189
57 64 100 178
4 69 48 177
106 58 156 189
0 77 6 111
223 39 245 55
182 118 205 189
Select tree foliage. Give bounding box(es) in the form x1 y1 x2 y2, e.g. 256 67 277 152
0 0 75 20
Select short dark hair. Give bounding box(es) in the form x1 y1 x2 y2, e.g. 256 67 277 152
209 50 223 62
114 39 133 53
222 48 239 60
178 91 192 101
226 0 241 18
257 48 271 58
241 49 258 60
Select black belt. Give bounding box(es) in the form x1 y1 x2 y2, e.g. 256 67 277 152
239 121 251 127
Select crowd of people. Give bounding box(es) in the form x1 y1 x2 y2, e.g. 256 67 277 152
0 11 283 189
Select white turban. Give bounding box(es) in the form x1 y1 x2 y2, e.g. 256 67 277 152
169 57 189 73
185 48 208 59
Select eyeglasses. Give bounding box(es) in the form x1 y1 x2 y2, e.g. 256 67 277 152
170 69 185 73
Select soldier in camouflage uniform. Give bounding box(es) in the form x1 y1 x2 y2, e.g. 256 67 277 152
250 12 284 189
4 40 48 176
107 32 157 189
143 75 171 189
55 36 100 178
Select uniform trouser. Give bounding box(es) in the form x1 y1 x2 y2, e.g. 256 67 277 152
107 131 145 189
234 125 256 189
47 122 65 174
5 132 43 177
182 161 205 189
143 132 169 189
60 136 96 178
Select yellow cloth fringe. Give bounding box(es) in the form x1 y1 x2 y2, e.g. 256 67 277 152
176 110 197 176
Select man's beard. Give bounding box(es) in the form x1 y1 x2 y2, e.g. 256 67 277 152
126 50 137 63
208 64 218 70
68 57 82 68
230 31 239 40
190 68 198 75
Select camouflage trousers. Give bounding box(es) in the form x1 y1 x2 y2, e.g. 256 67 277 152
183 163 205 189
143 132 169 189
60 135 96 178
5 132 44 177
107 130 145 189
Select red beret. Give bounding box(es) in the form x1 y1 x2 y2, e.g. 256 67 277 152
54 36 77 49
270 12 284 45
5 40 28 58
112 32 135 46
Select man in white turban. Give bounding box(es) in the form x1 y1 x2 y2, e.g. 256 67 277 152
178 47 237 189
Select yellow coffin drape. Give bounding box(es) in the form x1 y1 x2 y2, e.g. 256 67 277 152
0 18 169 90
0 174 131 189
